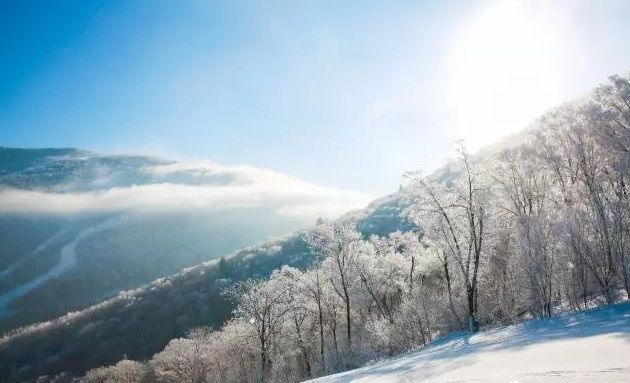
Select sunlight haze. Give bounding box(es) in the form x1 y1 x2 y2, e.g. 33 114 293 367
2 2 630 382
1 0 629 195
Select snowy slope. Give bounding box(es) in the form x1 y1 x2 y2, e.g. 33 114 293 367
308 303 630 383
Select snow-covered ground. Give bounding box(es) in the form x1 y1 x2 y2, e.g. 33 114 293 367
308 302 630 383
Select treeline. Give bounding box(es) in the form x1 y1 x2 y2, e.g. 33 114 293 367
79 74 630 382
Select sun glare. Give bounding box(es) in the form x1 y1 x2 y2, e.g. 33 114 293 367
448 0 575 149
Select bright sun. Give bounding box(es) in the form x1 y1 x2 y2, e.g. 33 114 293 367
448 0 576 150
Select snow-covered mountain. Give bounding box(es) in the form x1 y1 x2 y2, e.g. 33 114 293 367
0 147 371 332
7 69 625 381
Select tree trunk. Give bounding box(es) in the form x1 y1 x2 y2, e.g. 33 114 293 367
467 288 478 333
317 297 325 370
443 259 463 328
344 295 351 349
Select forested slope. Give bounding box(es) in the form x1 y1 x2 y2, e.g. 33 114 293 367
73 74 630 383
0 195 409 382
3 73 630 383
0 148 369 333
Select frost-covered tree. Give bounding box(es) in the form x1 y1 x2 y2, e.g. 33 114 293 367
405 144 491 333
150 334 212 383
84 359 146 383
227 270 294 377
80 73 630 383
307 224 363 349
493 146 557 317
280 266 327 371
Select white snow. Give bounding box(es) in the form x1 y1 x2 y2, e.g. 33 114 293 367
308 302 630 383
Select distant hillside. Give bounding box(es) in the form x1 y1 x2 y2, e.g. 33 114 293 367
0 148 369 333
0 193 410 382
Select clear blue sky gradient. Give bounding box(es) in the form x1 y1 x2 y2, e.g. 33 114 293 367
1 1 630 195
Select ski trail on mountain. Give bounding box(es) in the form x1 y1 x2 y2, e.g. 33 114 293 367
0 216 121 317
0 229 68 279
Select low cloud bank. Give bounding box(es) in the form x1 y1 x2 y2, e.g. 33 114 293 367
0 163 372 219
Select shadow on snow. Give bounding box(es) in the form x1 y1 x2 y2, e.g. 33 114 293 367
313 302 630 382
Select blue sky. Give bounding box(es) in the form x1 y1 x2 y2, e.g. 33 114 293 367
1 1 630 196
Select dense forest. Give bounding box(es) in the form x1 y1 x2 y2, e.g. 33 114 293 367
4 73 630 382
0 195 408 382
